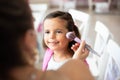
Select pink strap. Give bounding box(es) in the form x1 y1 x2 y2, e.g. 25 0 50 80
42 48 53 71
42 48 88 71
84 60 89 66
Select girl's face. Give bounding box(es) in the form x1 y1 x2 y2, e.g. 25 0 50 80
43 18 70 51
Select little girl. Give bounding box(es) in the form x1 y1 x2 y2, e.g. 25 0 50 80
42 11 89 71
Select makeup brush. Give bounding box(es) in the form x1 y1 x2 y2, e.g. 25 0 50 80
66 32 100 57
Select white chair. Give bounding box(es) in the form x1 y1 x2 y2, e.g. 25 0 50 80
94 21 113 56
88 0 111 12
64 0 76 11
68 9 90 40
104 39 120 80
29 4 48 30
58 0 76 11
87 21 113 79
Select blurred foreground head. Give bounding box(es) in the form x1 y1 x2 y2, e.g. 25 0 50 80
0 0 36 79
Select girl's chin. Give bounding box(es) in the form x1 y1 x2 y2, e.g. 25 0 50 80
47 45 60 50
49 48 56 50
49 47 58 51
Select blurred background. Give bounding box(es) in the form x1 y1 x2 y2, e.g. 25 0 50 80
29 0 120 47
29 0 120 80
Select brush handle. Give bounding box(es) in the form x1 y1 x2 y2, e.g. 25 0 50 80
74 37 100 57
85 44 100 57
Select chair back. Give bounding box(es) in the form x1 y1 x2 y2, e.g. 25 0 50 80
94 21 112 55
87 21 113 79
29 4 48 30
104 39 120 80
68 9 90 40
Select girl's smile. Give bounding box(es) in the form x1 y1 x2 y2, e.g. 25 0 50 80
48 41 59 46
43 18 70 51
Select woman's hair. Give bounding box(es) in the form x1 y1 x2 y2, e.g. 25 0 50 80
42 11 81 55
0 0 33 79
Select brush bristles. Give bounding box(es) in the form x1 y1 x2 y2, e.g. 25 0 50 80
66 32 76 40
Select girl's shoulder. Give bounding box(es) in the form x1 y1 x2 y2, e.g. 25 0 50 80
42 48 53 71
45 48 53 55
46 48 52 51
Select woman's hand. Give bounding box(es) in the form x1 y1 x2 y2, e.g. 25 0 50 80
71 40 89 61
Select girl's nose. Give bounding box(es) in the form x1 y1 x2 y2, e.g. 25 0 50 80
49 32 55 39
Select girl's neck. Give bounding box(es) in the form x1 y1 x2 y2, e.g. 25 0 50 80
53 50 72 62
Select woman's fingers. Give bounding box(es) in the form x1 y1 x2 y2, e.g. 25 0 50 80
72 40 89 60
71 43 80 52
80 48 89 60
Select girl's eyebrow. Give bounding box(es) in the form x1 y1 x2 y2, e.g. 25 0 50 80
56 29 63 30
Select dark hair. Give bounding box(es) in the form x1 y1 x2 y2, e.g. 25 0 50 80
42 11 81 55
0 0 33 80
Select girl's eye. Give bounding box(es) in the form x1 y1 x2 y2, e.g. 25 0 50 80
56 30 62 33
44 31 49 34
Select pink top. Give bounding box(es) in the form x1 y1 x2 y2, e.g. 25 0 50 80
42 48 88 71
42 48 53 71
